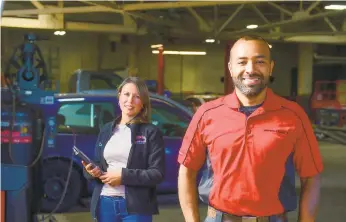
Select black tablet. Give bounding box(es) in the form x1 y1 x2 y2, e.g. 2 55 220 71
73 146 101 172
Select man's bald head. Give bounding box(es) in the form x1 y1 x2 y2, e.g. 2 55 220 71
230 35 272 61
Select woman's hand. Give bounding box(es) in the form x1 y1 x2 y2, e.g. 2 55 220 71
82 161 102 178
99 169 122 187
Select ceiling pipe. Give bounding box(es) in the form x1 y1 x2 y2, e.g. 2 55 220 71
314 53 346 61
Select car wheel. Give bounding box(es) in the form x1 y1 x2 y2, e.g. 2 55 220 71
40 159 82 213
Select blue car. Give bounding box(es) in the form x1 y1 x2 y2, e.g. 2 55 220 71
40 91 193 212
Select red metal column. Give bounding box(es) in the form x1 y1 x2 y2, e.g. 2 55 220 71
1 191 5 222
224 41 234 95
157 47 164 95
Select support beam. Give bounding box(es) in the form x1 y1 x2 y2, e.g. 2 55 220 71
122 1 262 11
80 0 136 29
78 1 123 14
2 2 266 16
186 7 211 32
285 35 346 44
267 2 293 16
0 17 146 34
251 5 270 24
306 0 321 13
31 0 44 9
219 31 346 41
0 17 60 29
80 0 179 27
297 43 313 96
300 0 303 11
123 13 136 28
216 4 244 35
56 0 64 28
324 17 338 32
213 5 218 34
167 29 346 41
127 11 181 28
2 6 121 16
23 1 182 29
78 0 121 10
66 22 146 34
223 9 346 35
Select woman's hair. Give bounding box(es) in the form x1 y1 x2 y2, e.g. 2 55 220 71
117 77 151 124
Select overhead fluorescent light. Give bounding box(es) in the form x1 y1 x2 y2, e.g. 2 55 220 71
246 24 258 29
152 50 207 55
324 5 346 10
150 44 163 49
58 98 85 102
54 30 66 36
205 39 215 43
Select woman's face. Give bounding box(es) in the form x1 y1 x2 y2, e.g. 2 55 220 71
118 83 143 118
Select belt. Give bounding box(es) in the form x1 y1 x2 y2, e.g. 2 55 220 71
207 206 287 222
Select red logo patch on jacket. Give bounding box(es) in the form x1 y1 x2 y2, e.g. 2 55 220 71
135 135 147 144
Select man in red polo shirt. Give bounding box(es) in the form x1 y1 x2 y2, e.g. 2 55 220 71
177 35 323 222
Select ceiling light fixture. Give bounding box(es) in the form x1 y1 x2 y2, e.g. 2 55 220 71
246 24 258 29
205 39 215 43
269 44 272 48
150 44 163 49
324 5 346 10
152 50 207 55
54 31 66 36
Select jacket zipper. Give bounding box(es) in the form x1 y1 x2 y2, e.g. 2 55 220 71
124 125 137 213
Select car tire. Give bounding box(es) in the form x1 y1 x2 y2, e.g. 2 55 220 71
39 159 82 213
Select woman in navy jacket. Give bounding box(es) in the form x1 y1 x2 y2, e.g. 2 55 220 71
82 77 165 222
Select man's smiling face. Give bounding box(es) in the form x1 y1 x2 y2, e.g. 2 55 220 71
228 39 274 98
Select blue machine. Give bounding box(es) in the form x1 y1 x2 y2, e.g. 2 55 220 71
1 33 58 222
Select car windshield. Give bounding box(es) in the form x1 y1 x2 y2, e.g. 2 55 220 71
151 100 191 137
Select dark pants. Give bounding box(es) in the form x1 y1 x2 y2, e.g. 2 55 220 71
97 196 152 222
205 206 288 222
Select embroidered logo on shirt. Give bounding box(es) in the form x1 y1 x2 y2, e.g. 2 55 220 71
135 135 147 144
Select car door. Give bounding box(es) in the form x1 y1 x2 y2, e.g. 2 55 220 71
51 99 117 164
150 98 192 193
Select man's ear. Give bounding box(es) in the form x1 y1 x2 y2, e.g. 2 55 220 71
228 62 233 77
270 60 275 73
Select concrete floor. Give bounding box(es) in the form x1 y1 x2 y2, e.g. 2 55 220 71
39 141 346 222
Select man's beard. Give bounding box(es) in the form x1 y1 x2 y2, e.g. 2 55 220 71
232 74 269 97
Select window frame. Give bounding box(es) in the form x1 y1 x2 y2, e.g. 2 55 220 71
56 100 117 135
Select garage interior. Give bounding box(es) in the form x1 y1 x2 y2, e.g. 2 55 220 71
1 1 346 222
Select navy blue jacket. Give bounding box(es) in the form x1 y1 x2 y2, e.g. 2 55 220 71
83 119 165 220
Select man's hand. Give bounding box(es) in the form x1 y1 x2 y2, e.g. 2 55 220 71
298 174 321 222
99 169 122 187
178 165 200 222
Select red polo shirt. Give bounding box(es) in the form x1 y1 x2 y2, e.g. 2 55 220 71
178 89 323 216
